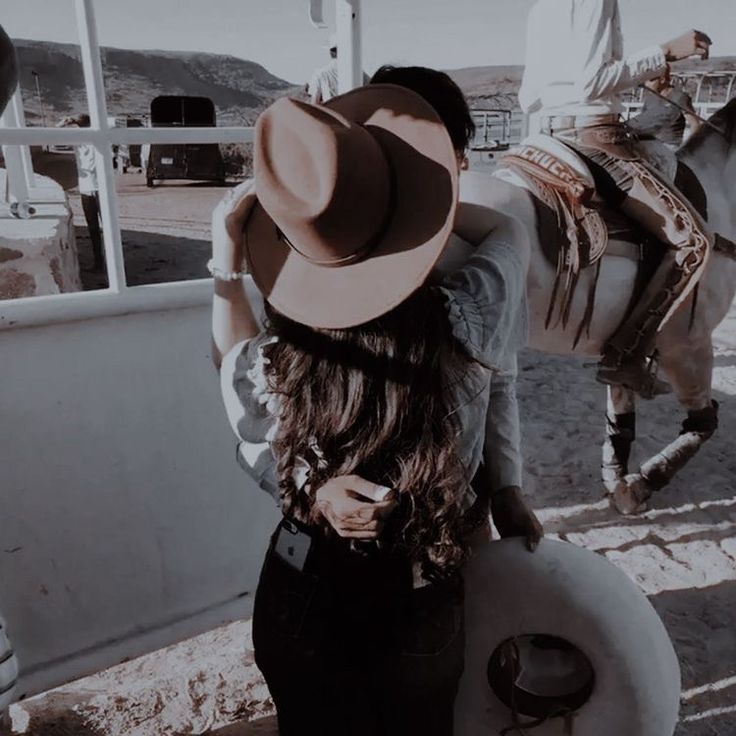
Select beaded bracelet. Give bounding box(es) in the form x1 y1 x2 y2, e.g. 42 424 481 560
206 258 247 281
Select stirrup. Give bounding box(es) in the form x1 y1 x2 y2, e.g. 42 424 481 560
595 354 671 400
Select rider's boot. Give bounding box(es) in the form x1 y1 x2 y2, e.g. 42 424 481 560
595 163 713 399
596 251 689 399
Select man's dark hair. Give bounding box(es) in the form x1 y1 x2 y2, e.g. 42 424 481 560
76 113 91 127
329 46 337 59
370 65 475 154
0 24 19 117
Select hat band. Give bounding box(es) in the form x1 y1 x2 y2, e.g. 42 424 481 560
276 163 396 269
276 226 380 267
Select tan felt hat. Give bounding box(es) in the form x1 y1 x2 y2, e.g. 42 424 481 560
242 83 459 329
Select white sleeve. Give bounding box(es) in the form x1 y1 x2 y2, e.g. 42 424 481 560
518 6 544 114
219 337 282 502
574 0 667 102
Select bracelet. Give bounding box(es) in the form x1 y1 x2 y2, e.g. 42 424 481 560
206 258 247 281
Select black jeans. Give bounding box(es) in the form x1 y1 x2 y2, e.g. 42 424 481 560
253 517 465 736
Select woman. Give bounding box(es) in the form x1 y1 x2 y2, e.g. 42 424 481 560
213 85 529 735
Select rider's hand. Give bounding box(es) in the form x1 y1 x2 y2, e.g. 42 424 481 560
662 30 712 62
490 485 544 552
313 475 398 540
211 179 256 273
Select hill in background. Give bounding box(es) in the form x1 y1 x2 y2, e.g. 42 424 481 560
13 39 300 126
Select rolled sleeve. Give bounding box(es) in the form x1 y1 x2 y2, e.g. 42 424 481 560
440 236 528 369
220 335 282 502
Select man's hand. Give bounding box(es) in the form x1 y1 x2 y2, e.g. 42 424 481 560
314 475 397 540
662 30 712 62
490 486 544 552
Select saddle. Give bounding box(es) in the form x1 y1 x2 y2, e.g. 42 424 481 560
494 134 710 347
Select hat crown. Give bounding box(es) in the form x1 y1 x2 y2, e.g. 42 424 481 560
255 98 391 266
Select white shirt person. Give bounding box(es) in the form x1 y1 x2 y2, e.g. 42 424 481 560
518 0 669 118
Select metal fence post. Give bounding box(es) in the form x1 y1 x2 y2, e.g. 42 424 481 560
74 0 127 292
336 0 362 94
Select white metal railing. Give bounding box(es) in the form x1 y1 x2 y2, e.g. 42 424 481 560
1 0 363 330
470 109 512 151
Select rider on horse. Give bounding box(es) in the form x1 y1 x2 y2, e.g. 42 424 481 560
519 0 713 398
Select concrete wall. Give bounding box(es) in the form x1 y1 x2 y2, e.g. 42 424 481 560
0 302 280 699
0 171 81 300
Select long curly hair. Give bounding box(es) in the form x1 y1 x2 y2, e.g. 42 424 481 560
262 286 472 575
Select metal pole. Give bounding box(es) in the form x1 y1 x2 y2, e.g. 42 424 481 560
31 71 47 129
74 0 127 292
1 97 31 206
335 0 362 94
9 88 36 192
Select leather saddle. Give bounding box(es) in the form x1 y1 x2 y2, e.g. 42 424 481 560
493 133 708 347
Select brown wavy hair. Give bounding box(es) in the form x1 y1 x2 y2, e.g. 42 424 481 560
262 286 472 576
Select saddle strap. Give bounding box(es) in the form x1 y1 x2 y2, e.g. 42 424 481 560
498 151 609 343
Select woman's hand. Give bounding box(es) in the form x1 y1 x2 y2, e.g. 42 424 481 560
313 475 398 540
210 179 260 368
490 486 544 552
211 179 257 272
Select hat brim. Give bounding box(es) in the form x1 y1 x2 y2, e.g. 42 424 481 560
243 84 459 329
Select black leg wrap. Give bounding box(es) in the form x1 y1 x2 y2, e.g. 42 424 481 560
681 400 719 436
603 411 636 484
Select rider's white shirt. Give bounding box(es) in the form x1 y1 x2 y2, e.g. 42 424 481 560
519 0 667 118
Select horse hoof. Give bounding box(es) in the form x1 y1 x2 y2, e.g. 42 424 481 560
610 475 651 515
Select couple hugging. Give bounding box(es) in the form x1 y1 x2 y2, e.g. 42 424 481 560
212 2 713 733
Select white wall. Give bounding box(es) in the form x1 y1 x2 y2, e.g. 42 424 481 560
0 302 280 699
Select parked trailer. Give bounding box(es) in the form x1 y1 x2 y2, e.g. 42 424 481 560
146 96 226 188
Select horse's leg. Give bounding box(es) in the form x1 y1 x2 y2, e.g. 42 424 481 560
602 386 639 512
614 338 719 512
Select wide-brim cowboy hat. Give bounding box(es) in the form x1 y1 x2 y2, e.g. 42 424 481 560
242 83 459 329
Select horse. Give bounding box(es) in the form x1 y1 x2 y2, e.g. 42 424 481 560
462 99 736 514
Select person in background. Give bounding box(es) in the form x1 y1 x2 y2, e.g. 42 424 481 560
307 33 339 104
71 114 104 270
628 66 701 148
213 84 536 735
114 143 131 174
519 0 713 398
306 33 369 104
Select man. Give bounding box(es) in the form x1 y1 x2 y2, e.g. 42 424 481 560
70 114 104 270
519 0 713 397
306 34 369 105
629 67 701 148
306 34 339 104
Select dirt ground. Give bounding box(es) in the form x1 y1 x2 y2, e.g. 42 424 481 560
10 160 736 735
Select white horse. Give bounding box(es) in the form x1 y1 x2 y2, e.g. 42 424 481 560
463 100 736 514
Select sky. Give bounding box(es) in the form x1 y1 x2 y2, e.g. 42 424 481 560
3 0 736 84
